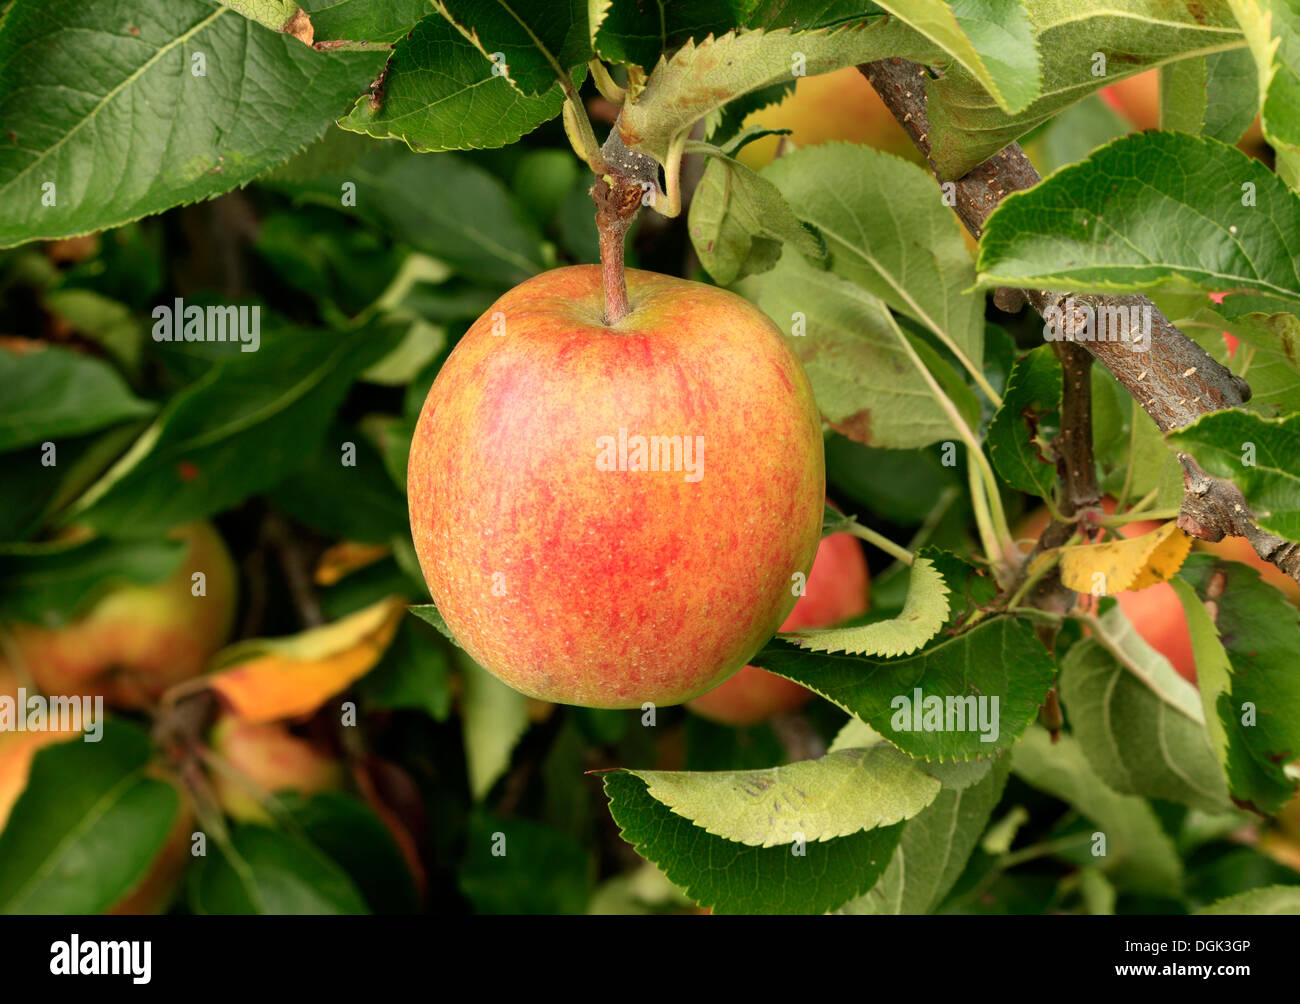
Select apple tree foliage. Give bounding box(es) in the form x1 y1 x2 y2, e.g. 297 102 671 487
0 0 1299 915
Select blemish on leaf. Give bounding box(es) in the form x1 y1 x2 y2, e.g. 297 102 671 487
831 409 872 446
282 6 314 46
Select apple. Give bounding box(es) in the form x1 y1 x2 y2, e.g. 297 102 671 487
1099 70 1160 131
687 529 870 725
735 67 918 170
208 714 343 823
7 522 237 710
407 265 825 708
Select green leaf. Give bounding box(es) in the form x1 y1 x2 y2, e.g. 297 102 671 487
282 791 419 914
304 0 431 43
619 745 941 849
0 346 153 451
265 425 409 543
1059 638 1231 813
1178 553 1300 815
923 3 1244 178
1166 411 1300 540
618 23 937 167
1232 0 1300 187
1167 294 1300 418
838 754 1011 914
460 810 593 913
603 771 903 914
189 824 369 914
1091 379 1181 500
977 133 1300 311
753 617 1055 761
589 0 741 68
763 144 985 387
0 425 144 542
339 12 565 151
358 617 453 721
0 535 184 625
0 0 386 247
745 252 979 449
1012 727 1183 896
1169 576 1234 778
408 603 461 646
0 720 182 914
1031 94 1129 176
458 650 529 800
1085 603 1206 723
1159 49 1259 144
1198 885 1300 914
68 323 405 535
1209 295 1300 411
687 152 825 285
215 0 305 36
988 345 1061 498
41 289 146 374
434 0 591 96
872 0 1040 114
782 554 950 657
271 145 549 285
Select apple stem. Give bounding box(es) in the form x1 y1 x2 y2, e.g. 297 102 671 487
592 173 642 325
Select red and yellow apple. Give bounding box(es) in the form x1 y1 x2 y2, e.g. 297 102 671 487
735 67 919 169
208 714 342 823
688 529 870 725
5 522 237 709
407 266 825 708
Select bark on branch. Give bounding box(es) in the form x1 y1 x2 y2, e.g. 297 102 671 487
858 57 1300 587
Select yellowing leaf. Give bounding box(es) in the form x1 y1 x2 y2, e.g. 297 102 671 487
209 597 404 722
313 541 391 586
1059 522 1192 595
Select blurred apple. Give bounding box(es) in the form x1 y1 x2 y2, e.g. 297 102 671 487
7 522 237 710
209 714 343 823
687 530 870 725
1099 71 1160 131
734 67 918 170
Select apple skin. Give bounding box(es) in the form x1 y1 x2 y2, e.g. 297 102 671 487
209 715 343 823
8 522 237 710
735 67 918 169
407 265 825 708
687 530 870 725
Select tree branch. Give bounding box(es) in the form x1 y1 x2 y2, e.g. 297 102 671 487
858 57 1300 587
1051 342 1100 517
